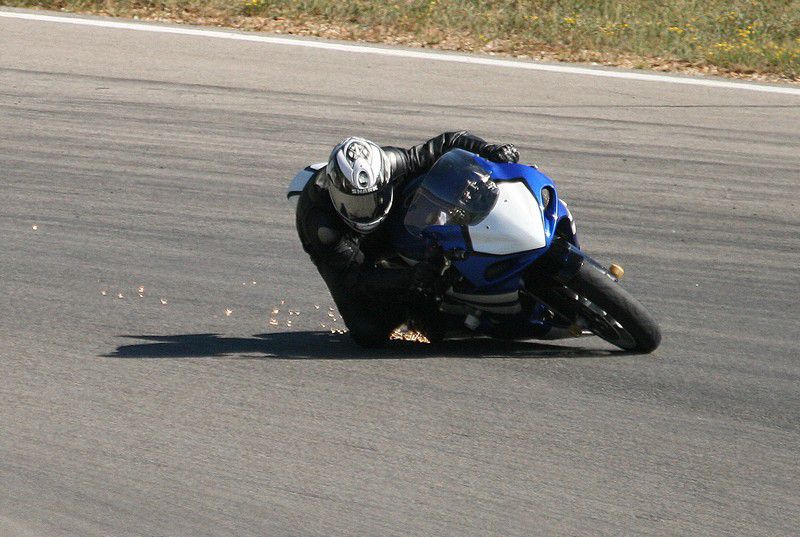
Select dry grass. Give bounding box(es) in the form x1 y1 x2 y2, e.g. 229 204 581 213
5 0 799 81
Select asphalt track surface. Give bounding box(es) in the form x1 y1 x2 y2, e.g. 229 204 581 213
1 9 799 536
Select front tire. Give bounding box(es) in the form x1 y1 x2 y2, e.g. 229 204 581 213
564 262 661 353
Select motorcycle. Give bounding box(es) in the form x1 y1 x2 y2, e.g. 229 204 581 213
289 149 661 353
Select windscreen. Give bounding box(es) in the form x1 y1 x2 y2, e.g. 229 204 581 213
404 150 498 237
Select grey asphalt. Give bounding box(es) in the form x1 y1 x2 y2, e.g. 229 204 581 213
1 9 799 536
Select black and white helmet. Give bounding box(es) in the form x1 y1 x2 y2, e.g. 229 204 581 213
326 137 392 233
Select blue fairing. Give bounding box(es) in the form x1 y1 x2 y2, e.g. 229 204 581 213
388 151 576 293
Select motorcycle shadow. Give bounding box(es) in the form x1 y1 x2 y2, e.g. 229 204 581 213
105 331 631 360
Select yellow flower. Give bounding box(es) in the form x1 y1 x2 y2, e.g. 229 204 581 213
668 26 684 34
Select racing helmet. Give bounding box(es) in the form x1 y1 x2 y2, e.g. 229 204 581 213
326 137 393 233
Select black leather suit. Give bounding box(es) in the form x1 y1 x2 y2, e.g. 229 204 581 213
295 131 515 347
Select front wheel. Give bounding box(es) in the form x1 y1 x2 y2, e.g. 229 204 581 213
534 261 661 353
567 262 661 352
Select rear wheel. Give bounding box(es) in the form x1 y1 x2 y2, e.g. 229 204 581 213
535 262 661 353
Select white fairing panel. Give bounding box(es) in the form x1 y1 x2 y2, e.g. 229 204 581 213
287 162 327 206
468 182 546 255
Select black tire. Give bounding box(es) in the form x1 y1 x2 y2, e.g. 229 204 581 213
564 262 661 353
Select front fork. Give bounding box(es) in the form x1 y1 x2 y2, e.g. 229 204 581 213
523 237 621 339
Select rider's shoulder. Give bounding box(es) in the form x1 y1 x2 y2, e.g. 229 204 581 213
380 146 409 182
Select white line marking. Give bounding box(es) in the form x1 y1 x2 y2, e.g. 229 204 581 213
2 10 800 96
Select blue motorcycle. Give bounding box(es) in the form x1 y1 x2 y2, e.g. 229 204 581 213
290 149 661 353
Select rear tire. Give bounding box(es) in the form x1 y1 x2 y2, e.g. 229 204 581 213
565 262 661 353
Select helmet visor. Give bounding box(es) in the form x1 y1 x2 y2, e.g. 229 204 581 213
329 186 393 226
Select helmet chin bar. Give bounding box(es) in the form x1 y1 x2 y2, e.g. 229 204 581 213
350 218 383 234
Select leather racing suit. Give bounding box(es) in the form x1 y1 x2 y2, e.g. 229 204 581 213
295 131 518 347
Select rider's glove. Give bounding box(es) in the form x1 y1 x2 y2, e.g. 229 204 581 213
480 143 519 163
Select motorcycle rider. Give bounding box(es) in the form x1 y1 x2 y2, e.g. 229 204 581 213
295 131 520 347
